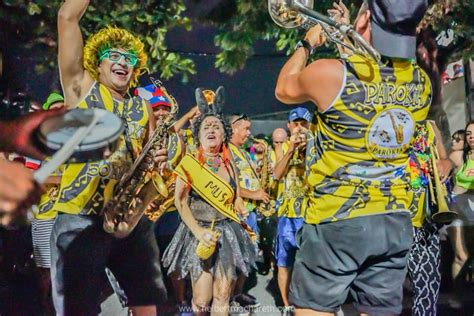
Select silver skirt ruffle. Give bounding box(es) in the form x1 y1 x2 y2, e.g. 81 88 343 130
162 219 257 281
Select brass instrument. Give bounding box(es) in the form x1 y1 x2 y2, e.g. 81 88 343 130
143 173 177 222
102 79 178 238
150 77 179 118
142 77 181 222
428 145 458 224
251 137 277 217
267 0 381 62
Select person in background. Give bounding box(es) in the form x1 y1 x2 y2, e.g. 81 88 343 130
273 107 311 316
135 83 196 314
446 128 467 292
447 120 474 308
228 113 269 310
272 128 288 148
450 129 465 155
29 92 66 315
42 93 65 110
250 134 277 277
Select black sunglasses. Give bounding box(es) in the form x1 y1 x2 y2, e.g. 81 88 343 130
231 113 249 125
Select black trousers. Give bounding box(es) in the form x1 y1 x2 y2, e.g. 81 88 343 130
407 224 441 316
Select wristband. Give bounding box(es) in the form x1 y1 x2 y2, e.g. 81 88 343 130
295 39 314 56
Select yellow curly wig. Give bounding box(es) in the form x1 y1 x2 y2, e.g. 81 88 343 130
83 26 148 87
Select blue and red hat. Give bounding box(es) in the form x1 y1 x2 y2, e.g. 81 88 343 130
134 84 172 109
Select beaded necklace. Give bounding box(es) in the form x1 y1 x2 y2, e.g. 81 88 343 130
204 154 222 172
409 124 430 191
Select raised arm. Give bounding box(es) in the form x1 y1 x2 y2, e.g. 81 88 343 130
173 106 200 133
274 128 307 180
273 142 294 181
273 142 289 180
449 150 464 173
275 25 344 112
57 0 92 108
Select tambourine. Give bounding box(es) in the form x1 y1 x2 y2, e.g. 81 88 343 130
34 108 123 184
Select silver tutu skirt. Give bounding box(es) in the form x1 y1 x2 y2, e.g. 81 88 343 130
162 219 257 281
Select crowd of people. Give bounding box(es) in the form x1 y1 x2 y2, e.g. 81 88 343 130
0 0 473 315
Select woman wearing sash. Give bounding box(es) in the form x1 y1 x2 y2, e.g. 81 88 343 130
163 87 257 316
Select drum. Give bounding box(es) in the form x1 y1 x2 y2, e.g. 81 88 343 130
36 108 123 163
34 108 123 184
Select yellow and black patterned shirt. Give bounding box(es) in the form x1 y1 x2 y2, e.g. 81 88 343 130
35 164 64 220
229 143 261 212
276 141 308 218
305 55 432 224
53 82 149 216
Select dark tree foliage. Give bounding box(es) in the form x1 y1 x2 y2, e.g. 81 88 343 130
0 0 471 79
0 0 196 82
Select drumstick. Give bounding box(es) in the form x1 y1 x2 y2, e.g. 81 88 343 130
34 109 105 184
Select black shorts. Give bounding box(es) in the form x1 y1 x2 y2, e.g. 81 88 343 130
51 213 167 315
289 212 413 315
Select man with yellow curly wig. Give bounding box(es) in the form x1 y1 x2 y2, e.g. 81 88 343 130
49 1 168 315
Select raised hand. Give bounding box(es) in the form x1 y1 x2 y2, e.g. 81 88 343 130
327 1 350 25
0 108 66 159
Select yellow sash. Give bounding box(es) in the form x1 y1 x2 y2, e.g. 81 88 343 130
174 154 257 241
174 154 240 223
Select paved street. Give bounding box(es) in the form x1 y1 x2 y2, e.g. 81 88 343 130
99 268 474 316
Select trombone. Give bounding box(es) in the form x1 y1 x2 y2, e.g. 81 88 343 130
268 0 381 62
428 145 458 224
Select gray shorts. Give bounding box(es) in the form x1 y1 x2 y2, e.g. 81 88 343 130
289 212 413 315
50 213 167 315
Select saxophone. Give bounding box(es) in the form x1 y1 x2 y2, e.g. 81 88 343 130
142 78 181 223
102 79 178 238
143 169 177 222
251 137 277 217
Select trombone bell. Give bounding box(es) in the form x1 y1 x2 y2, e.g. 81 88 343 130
268 0 314 29
267 0 381 62
432 210 458 224
429 146 458 224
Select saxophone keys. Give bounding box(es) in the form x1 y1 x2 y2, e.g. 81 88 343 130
103 222 116 233
103 214 117 233
117 221 129 234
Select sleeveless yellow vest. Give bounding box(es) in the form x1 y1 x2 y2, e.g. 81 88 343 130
35 164 64 220
305 55 432 224
53 82 149 215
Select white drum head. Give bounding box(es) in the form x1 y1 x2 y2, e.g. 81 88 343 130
37 108 124 162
